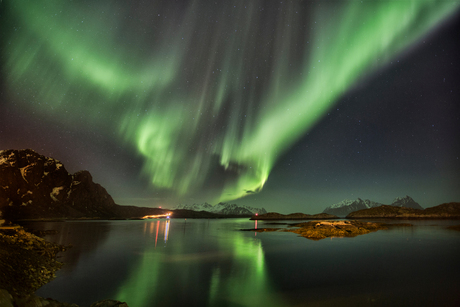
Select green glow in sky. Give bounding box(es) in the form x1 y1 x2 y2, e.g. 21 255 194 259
4 0 459 203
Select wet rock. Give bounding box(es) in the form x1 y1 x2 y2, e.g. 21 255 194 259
0 228 66 296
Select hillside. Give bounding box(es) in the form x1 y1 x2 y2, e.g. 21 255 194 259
346 202 460 219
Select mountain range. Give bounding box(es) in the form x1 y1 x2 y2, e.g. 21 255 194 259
174 202 267 216
323 196 423 217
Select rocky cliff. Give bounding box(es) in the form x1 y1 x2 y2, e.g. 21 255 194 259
0 149 165 220
0 149 120 220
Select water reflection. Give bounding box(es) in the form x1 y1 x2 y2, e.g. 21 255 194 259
116 219 283 306
20 221 111 272
144 220 170 248
164 219 170 243
23 219 460 307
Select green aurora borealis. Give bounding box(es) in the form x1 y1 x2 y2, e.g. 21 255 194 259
3 0 460 205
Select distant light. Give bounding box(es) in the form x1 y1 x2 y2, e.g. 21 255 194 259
159 206 162 208
255 213 258 216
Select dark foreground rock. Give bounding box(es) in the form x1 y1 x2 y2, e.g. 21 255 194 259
346 202 460 219
0 149 121 221
0 227 129 307
250 212 338 220
0 228 66 296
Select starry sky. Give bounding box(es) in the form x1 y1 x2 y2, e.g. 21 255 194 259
1 0 459 213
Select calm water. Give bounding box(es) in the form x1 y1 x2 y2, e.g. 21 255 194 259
21 219 460 307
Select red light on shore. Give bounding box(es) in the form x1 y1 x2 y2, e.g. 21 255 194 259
159 206 162 208
142 212 173 219
255 213 258 216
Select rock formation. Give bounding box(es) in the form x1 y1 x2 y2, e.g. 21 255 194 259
0 149 120 220
0 149 166 221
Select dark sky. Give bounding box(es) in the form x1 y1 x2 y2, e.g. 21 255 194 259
1 0 459 213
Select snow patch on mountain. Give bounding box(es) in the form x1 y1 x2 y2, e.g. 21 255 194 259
174 202 267 215
323 196 422 216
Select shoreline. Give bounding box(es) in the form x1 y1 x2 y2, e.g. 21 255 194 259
0 226 129 307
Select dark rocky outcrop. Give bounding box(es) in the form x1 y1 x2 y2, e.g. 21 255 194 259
0 149 172 221
0 149 119 220
0 227 129 307
250 212 338 220
346 202 460 219
0 228 66 296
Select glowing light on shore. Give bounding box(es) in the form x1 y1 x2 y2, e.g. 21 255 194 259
142 212 172 219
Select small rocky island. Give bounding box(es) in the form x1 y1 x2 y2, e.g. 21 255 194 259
243 220 388 240
286 220 387 240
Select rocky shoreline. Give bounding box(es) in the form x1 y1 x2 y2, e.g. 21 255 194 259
0 227 129 307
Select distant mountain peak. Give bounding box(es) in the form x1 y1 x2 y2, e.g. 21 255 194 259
323 196 422 217
174 202 267 215
391 195 423 209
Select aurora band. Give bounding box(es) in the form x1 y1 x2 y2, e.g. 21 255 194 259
4 0 460 203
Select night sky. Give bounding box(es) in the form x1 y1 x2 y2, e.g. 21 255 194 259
1 0 459 213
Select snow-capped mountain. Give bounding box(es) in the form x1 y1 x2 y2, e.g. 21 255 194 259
323 196 422 217
391 196 423 210
174 202 267 215
323 198 384 217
